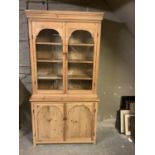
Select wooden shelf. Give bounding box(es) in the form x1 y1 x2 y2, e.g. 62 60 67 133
69 43 94 47
36 42 62 45
36 42 93 46
38 76 62 80
37 59 62 63
37 59 92 63
68 60 93 64
68 76 92 80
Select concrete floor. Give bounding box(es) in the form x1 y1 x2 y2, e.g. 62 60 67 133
19 126 134 155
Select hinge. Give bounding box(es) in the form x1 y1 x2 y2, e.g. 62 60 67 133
31 35 33 40
33 109 35 113
97 32 99 37
94 109 96 113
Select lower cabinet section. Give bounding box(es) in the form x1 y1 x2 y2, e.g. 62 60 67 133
31 102 97 144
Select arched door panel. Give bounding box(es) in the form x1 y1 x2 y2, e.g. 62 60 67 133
35 104 64 141
35 29 64 91
65 103 95 141
67 29 95 92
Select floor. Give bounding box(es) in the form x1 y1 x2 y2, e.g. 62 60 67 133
19 126 135 155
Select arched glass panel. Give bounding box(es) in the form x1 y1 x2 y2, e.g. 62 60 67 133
68 30 94 91
36 29 63 90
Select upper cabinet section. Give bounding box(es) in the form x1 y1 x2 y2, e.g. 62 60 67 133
26 11 103 94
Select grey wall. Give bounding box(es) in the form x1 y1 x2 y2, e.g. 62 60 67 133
98 20 135 121
19 0 31 92
19 0 135 123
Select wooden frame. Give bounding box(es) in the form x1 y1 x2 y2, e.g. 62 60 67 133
26 10 104 21
26 10 103 144
124 114 135 136
120 110 133 133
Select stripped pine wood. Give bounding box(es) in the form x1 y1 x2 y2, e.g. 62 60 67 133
26 10 103 144
35 103 64 141
65 103 94 141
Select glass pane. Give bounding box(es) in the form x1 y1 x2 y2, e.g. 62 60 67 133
69 30 93 44
36 45 62 60
68 30 94 91
68 80 92 90
38 80 63 90
68 46 93 61
36 29 61 43
37 63 62 78
36 29 63 90
68 63 93 79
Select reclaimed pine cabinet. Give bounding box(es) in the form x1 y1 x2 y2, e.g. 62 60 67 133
26 10 104 144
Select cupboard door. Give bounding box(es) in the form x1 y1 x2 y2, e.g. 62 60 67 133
31 22 65 93
65 23 97 93
65 102 96 142
36 29 64 92
34 103 64 142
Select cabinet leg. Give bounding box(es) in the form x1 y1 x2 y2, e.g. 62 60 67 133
33 141 36 146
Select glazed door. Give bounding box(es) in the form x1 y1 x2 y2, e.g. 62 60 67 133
34 103 64 142
65 102 96 142
65 22 97 93
31 22 65 93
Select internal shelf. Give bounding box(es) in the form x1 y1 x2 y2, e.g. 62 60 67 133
36 42 62 46
69 43 94 47
36 43 93 46
37 59 93 64
37 59 62 63
68 76 92 80
38 76 62 80
68 60 93 64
